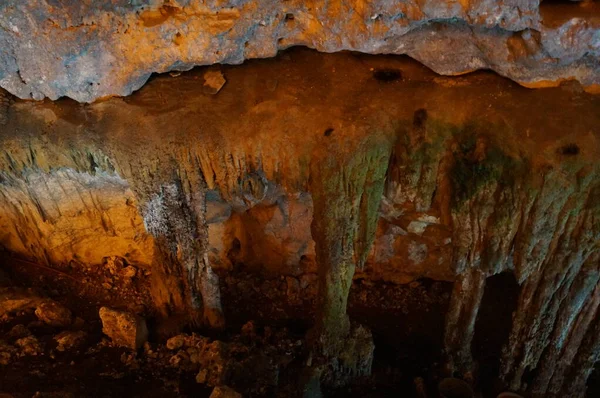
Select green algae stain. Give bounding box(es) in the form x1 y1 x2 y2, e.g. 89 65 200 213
449 124 526 210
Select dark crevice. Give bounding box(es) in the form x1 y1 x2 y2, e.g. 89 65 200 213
473 272 520 396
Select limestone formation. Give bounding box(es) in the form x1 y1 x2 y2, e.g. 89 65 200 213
0 0 599 102
0 50 599 395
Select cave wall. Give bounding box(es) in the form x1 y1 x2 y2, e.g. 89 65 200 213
0 0 599 101
0 50 599 395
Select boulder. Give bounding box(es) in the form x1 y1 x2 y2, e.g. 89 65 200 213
35 301 72 327
54 331 87 352
99 307 148 350
0 288 44 317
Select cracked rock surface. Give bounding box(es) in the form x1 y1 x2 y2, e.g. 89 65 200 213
0 0 599 101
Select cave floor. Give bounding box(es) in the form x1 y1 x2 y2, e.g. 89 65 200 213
1 254 454 398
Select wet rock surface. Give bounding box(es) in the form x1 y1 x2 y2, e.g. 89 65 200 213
0 0 599 101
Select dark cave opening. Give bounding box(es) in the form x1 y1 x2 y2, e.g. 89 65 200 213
473 272 520 397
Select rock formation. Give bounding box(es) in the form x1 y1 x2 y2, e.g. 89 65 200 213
0 49 599 395
0 0 599 102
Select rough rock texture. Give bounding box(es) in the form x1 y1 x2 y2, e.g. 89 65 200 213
210 386 242 398
53 330 87 351
0 288 45 317
99 307 148 349
0 0 599 101
0 50 599 395
34 301 72 327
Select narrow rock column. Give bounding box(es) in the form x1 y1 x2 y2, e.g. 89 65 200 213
443 268 486 377
120 156 224 329
179 160 225 329
307 135 392 386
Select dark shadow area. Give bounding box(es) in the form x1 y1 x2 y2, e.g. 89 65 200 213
473 272 520 397
588 364 600 397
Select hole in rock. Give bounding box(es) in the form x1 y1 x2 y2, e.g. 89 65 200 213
559 143 580 156
324 128 334 136
373 68 403 82
413 108 428 128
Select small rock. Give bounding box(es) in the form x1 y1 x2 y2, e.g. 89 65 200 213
102 282 113 290
0 351 11 365
166 335 185 350
121 266 137 280
209 386 242 398
99 307 148 350
241 321 257 338
7 324 31 340
203 70 226 95
104 256 125 275
35 301 72 327
409 281 421 289
169 351 189 367
15 336 42 356
0 288 44 317
54 331 87 351
196 368 208 384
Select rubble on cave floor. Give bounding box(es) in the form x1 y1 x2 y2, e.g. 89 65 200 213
0 268 465 398
0 276 307 397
